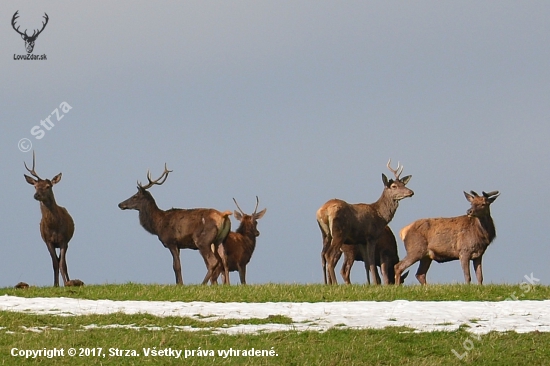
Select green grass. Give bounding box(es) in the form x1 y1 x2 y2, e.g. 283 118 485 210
0 283 549 365
2 282 549 302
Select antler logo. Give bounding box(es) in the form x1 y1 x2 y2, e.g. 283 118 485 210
11 11 49 54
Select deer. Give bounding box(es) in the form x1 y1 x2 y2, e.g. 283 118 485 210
118 164 232 285
11 11 49 53
24 151 75 287
317 159 413 285
394 190 500 285
339 226 409 285
212 197 267 285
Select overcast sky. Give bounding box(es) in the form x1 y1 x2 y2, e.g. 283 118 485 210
1 1 549 287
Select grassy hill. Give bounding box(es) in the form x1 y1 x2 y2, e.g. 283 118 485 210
0 283 549 365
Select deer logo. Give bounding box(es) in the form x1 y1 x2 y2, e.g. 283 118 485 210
12 11 49 54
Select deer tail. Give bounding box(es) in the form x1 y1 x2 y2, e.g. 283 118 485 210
399 223 413 242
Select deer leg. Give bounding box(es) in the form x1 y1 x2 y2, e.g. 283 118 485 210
321 233 330 285
340 251 353 285
45 244 61 287
355 244 370 285
459 255 472 284
415 257 432 285
366 240 380 285
59 246 70 285
327 243 343 285
394 255 418 285
194 225 224 285
213 244 230 285
473 257 483 285
375 266 382 284
168 246 183 285
197 244 221 285
380 261 389 285
238 264 247 285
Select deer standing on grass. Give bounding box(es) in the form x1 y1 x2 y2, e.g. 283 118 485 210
317 160 413 285
24 151 74 287
340 226 408 285
118 164 232 285
213 197 266 285
394 190 499 285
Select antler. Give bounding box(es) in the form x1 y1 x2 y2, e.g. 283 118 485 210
138 163 172 190
24 150 42 180
11 11 25 37
233 196 260 216
31 13 49 39
233 198 246 215
387 159 403 180
253 196 259 216
11 11 48 39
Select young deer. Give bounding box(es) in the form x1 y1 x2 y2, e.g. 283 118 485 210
118 164 232 285
213 197 266 285
394 190 499 285
340 226 408 285
24 151 75 287
317 160 413 285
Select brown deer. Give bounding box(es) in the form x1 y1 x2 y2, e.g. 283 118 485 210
394 190 499 285
317 160 413 285
118 164 232 285
24 151 75 287
340 226 409 285
213 197 267 285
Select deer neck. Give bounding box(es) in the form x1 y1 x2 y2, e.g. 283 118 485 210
236 224 258 246
39 198 60 218
373 191 400 224
138 200 164 235
475 214 496 243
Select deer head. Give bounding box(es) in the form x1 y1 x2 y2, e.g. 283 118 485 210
381 159 414 200
118 164 172 210
12 11 49 53
233 196 266 237
464 190 499 218
24 151 61 204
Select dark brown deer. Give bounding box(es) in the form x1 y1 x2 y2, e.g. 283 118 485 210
118 164 232 285
24 151 74 287
340 226 408 285
12 11 49 53
394 190 499 285
317 160 413 285
213 197 267 285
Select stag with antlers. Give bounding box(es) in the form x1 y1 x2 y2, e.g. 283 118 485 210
12 11 49 53
317 160 413 285
24 151 75 287
213 197 267 285
118 164 232 285
395 190 499 285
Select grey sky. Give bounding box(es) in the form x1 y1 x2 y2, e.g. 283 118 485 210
1 2 549 286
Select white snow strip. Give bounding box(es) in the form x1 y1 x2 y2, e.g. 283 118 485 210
1 295 549 334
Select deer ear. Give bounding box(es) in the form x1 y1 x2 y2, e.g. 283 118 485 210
234 210 243 220
400 175 412 185
51 173 62 185
254 208 266 220
464 191 474 202
24 174 37 185
382 174 389 186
